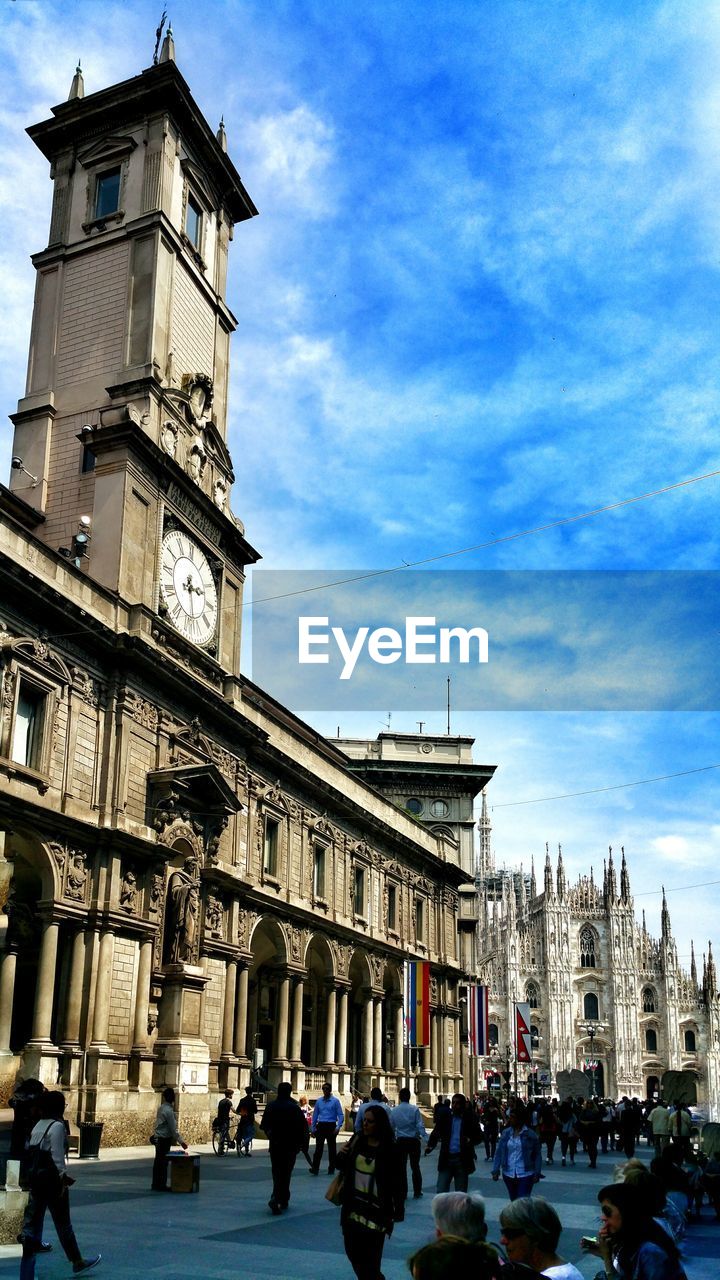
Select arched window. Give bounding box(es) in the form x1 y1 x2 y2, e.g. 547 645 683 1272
642 987 656 1013
579 926 596 968
684 1029 696 1053
583 992 599 1021
530 1024 540 1050
488 1023 499 1047
646 1028 658 1053
526 982 540 1009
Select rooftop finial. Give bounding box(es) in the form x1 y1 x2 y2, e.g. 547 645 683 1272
159 21 175 64
68 59 84 101
153 10 167 64
217 116 227 152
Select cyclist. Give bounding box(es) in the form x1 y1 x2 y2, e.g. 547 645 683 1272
214 1090 235 1151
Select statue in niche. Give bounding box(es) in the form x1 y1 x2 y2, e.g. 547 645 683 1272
120 868 138 913
66 852 87 901
205 894 223 935
165 857 200 964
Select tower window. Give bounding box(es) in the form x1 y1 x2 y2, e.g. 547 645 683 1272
646 1028 658 1053
263 817 279 877
416 897 425 943
684 1029 696 1053
354 866 366 917
488 1023 499 1047
11 680 46 770
95 167 121 219
526 982 540 1009
579 925 596 968
186 193 202 249
406 797 423 815
583 992 599 1021
642 987 656 1013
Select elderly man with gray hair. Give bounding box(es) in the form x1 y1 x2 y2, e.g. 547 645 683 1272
431 1190 488 1243
498 1197 582 1279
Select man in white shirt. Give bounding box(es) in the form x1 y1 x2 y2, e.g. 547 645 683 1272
390 1087 428 1201
310 1082 345 1174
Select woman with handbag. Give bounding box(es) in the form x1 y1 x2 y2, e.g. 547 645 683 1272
335 1104 404 1280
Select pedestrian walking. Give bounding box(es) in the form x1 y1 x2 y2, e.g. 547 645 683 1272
354 1086 392 1132
311 1081 345 1175
261 1081 309 1214
18 1090 101 1277
647 1101 670 1158
151 1086 187 1190
336 1104 403 1280
576 1099 601 1169
491 1101 542 1201
390 1087 427 1201
426 1093 481 1193
482 1099 501 1161
558 1100 578 1167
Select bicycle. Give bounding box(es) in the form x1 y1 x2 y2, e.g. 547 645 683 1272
212 1118 237 1155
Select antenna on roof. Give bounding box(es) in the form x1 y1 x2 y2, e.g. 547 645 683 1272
446 676 451 734
153 9 167 64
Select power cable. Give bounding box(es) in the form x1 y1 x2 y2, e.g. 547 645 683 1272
489 764 720 809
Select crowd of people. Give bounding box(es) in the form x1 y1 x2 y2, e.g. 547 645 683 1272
10 1076 718 1280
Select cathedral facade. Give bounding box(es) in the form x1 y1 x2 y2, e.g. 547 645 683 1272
0 43 476 1144
473 800 720 1118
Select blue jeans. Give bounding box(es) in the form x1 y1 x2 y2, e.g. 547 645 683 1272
436 1155 469 1193
20 1181 82 1280
503 1173 536 1200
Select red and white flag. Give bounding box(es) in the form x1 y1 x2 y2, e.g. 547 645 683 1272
515 1001 532 1063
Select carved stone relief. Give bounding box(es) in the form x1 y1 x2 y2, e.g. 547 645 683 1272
120 866 139 913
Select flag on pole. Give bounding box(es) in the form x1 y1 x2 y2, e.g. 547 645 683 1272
515 1001 532 1063
467 985 489 1057
404 961 430 1047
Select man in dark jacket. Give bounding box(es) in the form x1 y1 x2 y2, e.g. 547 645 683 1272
425 1093 481 1192
261 1082 309 1214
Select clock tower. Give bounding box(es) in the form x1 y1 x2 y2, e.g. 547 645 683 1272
8 38 260 675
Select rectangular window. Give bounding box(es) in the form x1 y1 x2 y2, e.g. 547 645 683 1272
11 681 46 769
354 866 366 917
416 897 425 943
81 445 95 474
313 844 326 899
387 883 397 931
186 193 202 249
263 817 279 877
95 167 121 219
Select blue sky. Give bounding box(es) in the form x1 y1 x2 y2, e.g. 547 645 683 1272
1 0 719 966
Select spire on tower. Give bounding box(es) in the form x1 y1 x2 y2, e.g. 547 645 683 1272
707 940 717 1001
544 844 553 898
690 940 698 987
620 846 631 903
556 843 566 901
476 789 493 882
530 854 537 900
159 22 176 63
661 886 671 941
68 60 84 101
217 117 227 152
606 846 617 902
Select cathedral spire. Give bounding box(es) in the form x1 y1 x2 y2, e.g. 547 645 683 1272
661 886 671 941
606 846 617 902
707 940 717 1001
68 60 84 101
530 854 537 900
477 789 493 881
556 844 566 900
518 865 527 913
620 846 631 903
544 844 553 898
691 940 698 988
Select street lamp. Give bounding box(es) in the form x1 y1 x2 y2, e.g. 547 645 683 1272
579 1020 608 1097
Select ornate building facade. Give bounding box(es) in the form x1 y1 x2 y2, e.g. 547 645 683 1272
0 42 478 1144
472 802 720 1117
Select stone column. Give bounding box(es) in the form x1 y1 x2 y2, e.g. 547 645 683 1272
90 930 115 1047
31 921 59 1043
394 1003 404 1072
221 959 237 1059
439 1013 448 1084
272 972 290 1063
361 992 374 1067
336 986 349 1067
62 929 87 1046
290 975 304 1064
132 938 154 1052
233 964 249 1060
324 984 337 1066
373 996 383 1070
247 979 259 1062
0 947 18 1052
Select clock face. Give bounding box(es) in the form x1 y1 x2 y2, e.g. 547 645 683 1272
159 529 218 647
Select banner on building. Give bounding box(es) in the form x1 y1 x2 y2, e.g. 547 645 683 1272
515 1001 532 1063
404 961 430 1047
467 984 489 1057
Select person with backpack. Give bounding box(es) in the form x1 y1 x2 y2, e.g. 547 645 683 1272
18 1090 101 1277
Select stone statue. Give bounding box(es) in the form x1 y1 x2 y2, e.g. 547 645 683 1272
120 868 138 913
66 852 87 901
166 859 200 964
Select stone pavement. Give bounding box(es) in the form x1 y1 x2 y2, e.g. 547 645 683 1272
0 1138 717 1280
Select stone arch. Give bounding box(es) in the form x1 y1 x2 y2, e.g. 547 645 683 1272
246 916 289 1070
346 948 372 1084
303 933 336 1067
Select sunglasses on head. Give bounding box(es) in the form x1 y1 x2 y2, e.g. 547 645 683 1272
500 1228 526 1240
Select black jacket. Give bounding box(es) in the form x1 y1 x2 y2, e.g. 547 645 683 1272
261 1097 308 1153
427 1107 481 1173
336 1135 404 1233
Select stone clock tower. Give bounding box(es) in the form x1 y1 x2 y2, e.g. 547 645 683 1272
8 38 259 678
